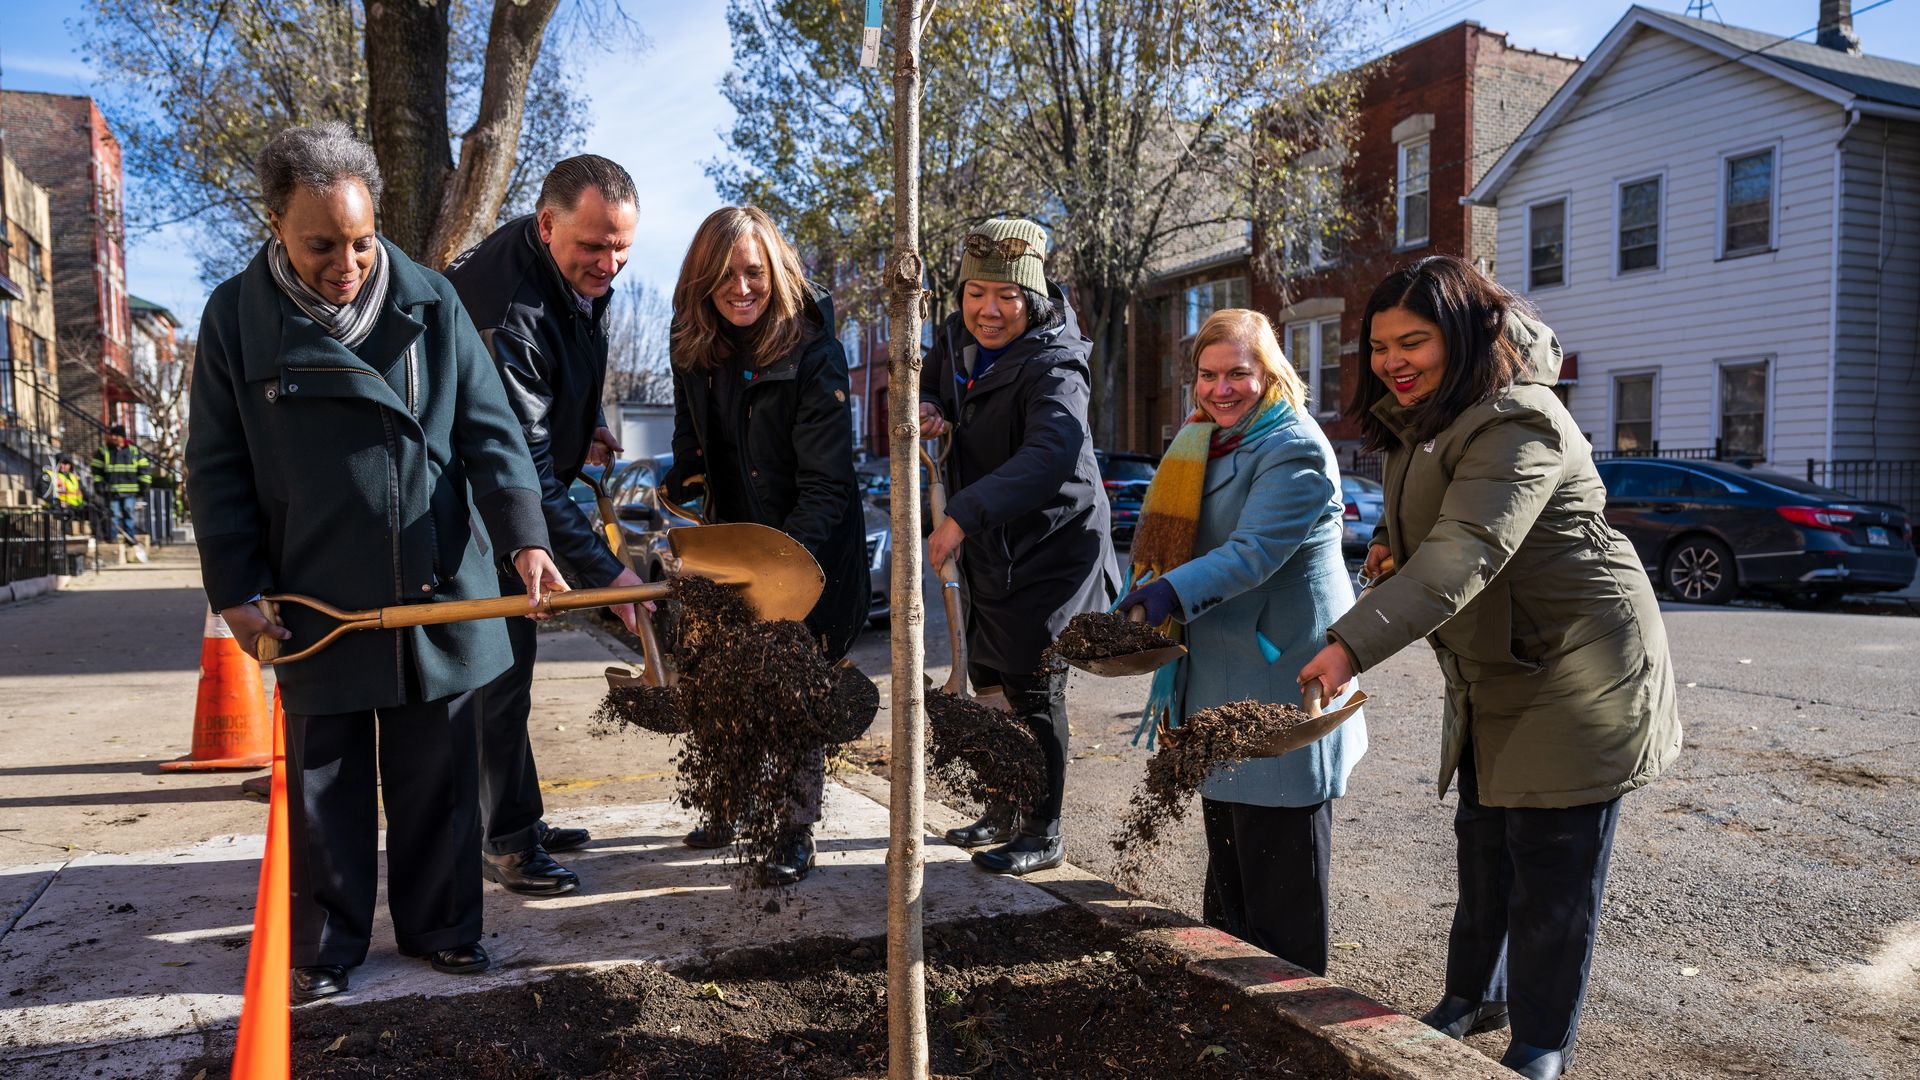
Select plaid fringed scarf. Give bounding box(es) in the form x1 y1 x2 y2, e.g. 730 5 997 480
1126 393 1292 749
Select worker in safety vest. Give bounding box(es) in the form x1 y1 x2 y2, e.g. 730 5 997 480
90 425 152 548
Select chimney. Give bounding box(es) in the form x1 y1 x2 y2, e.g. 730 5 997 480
1818 0 1862 55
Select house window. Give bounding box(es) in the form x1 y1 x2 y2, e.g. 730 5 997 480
1285 170 1341 272
1397 137 1430 248
1612 373 1654 452
1617 175 1662 273
1181 277 1248 340
0 303 13 417
1723 149 1775 256
1527 199 1566 289
1719 361 1767 459
28 238 44 281
1285 317 1344 416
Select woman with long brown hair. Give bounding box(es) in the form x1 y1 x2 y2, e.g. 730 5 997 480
662 206 867 886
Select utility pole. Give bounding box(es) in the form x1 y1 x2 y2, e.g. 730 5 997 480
883 0 929 1076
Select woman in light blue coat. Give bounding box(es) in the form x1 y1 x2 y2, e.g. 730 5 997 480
1117 308 1367 975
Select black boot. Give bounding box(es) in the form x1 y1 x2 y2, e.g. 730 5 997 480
759 824 816 887
292 964 350 1005
944 806 1015 849
1419 995 1510 1038
481 846 580 896
683 821 737 849
1500 1041 1572 1080
971 829 1064 876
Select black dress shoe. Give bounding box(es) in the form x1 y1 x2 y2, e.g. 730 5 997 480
421 943 491 975
1500 1041 1571 1080
1419 995 1510 1038
758 824 817 887
292 964 349 1004
538 821 592 853
971 832 1064 876
482 846 580 896
683 821 736 849
944 807 1015 849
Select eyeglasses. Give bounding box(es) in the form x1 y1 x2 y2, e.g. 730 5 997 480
963 233 1042 261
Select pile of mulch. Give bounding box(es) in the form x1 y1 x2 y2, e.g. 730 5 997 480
1039 611 1177 671
594 576 876 872
926 691 1046 815
202 907 1353 1079
1112 700 1311 888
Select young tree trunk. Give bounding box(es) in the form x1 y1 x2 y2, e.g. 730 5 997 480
424 0 564 267
1078 284 1129 450
363 0 454 260
886 2 930 1078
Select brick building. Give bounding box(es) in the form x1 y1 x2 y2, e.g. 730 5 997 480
0 91 132 430
1122 24 1580 464
0 135 62 502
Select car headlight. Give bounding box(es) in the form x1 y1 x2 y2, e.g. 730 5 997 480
866 530 888 572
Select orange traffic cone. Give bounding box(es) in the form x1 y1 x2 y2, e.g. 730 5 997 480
231 689 290 1078
162 605 272 771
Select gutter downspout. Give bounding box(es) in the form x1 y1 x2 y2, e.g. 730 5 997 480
1825 105 1862 464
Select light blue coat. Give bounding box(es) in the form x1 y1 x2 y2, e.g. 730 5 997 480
1158 408 1368 807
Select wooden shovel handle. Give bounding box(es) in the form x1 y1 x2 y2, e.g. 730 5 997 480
376 583 674 629
920 440 968 694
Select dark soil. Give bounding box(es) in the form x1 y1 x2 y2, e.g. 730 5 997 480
189 908 1353 1079
927 691 1046 814
593 683 689 736
1040 611 1177 671
1112 700 1311 888
820 662 881 743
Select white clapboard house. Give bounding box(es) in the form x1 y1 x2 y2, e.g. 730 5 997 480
1465 3 1919 507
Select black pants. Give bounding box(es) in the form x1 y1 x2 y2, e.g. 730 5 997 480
1201 797 1333 975
1445 748 1622 1052
470 598 545 855
969 661 1069 835
285 693 482 967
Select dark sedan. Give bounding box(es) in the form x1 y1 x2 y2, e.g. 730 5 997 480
1594 458 1916 608
1098 450 1158 547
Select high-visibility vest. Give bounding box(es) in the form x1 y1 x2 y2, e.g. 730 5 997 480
47 470 83 507
90 443 152 495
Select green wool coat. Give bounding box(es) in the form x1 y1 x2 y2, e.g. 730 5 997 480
1328 314 1681 809
187 239 549 716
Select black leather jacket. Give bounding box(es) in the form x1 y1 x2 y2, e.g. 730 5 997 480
445 216 624 588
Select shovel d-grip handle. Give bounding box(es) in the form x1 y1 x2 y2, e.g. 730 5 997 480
255 582 676 666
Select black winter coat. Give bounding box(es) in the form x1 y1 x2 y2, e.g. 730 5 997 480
666 288 867 660
444 216 624 589
921 285 1119 672
186 239 549 715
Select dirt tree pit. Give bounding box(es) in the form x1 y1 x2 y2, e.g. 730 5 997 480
1113 700 1312 888
220 908 1357 1079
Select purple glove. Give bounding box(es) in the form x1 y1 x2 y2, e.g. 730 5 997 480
1119 578 1179 626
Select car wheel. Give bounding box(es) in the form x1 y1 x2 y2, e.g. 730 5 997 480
1779 588 1845 611
1662 536 1737 605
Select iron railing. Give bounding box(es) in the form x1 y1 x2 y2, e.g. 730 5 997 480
0 508 61 587
1807 459 1920 514
9 379 181 545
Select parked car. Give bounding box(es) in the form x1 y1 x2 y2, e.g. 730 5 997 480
1097 450 1158 547
863 505 892 628
1593 458 1916 608
569 456 696 584
1340 474 1384 555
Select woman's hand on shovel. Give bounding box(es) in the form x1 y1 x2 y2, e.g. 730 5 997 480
513 547 569 621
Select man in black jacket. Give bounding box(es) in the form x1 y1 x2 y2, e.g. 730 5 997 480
445 155 641 896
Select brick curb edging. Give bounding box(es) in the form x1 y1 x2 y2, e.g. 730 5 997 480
832 766 1514 1080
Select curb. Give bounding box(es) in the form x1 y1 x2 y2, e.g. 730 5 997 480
832 767 1514 1080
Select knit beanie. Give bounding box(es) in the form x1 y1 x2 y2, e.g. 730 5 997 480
957 218 1049 296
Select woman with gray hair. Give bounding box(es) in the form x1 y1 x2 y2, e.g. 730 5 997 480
186 120 563 1003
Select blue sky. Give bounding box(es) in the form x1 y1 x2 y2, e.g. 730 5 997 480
1 0 1914 330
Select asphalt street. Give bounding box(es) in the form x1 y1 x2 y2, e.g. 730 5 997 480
851 581 1920 1080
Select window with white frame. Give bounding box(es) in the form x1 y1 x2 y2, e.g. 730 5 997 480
1723 148 1775 256
1181 277 1248 340
1527 198 1567 290
1617 175 1662 273
1612 373 1654 452
1397 137 1430 248
1286 317 1344 416
1718 360 1768 459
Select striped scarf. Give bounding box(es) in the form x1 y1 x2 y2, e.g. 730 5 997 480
267 238 390 350
1126 392 1292 748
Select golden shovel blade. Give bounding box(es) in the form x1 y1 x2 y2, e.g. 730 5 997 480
1069 643 1188 679
1248 689 1370 758
667 521 824 624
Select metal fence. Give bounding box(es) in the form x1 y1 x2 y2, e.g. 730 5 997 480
0 509 60 587
1807 459 1920 514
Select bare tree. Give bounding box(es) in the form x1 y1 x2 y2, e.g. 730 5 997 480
128 337 193 485
602 280 674 407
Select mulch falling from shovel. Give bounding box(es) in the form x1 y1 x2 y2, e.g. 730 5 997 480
1112 699 1311 889
1040 610 1177 671
591 683 689 736
927 690 1047 815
